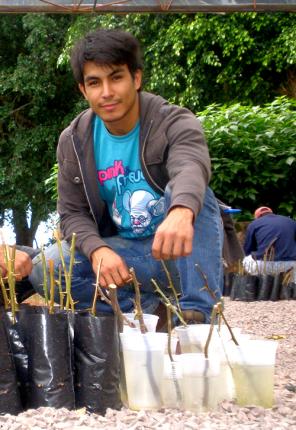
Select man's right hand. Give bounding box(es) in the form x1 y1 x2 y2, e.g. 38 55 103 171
0 248 33 280
90 247 131 288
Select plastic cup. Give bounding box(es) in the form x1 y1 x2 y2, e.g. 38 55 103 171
180 353 221 412
174 326 192 353
226 339 278 408
123 313 159 333
216 326 242 342
164 334 178 355
162 355 183 409
120 332 167 410
175 324 222 355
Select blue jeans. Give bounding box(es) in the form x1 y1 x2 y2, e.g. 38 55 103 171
30 187 223 322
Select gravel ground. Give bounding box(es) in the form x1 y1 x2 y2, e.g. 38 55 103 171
1 298 296 429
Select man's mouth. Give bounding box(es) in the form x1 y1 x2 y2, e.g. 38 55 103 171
100 102 119 111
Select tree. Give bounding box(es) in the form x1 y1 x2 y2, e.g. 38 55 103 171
0 14 76 245
59 12 296 112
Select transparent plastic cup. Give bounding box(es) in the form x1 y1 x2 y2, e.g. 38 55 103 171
120 332 167 410
175 324 222 355
226 339 278 408
216 326 242 342
123 313 159 333
162 355 183 409
217 329 251 401
164 334 178 355
180 353 221 412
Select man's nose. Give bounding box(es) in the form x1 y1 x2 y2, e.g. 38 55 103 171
101 80 113 98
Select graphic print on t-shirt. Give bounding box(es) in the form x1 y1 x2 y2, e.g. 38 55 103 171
94 117 165 238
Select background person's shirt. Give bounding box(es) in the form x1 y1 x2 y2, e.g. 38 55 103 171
93 116 165 239
244 214 296 261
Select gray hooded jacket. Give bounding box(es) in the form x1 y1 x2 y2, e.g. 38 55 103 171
57 91 211 259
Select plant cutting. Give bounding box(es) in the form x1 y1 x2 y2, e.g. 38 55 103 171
0 242 19 321
90 259 135 330
53 230 76 312
195 263 239 348
129 267 148 334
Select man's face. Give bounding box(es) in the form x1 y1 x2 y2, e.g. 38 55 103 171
79 62 142 135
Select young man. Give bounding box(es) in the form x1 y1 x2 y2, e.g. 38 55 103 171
30 29 223 324
243 206 296 281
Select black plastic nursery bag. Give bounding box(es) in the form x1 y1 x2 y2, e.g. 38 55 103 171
279 282 293 300
223 272 235 297
230 274 258 301
74 311 122 414
17 306 75 409
230 273 243 300
3 307 29 409
270 272 284 301
257 274 274 301
0 308 22 415
291 283 296 300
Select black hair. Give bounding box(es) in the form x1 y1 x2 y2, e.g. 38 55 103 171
70 28 143 84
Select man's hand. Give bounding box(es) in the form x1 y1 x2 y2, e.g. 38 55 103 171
152 206 194 260
0 249 33 280
91 246 131 288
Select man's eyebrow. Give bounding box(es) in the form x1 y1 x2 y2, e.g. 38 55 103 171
84 75 99 82
84 67 125 82
109 66 125 75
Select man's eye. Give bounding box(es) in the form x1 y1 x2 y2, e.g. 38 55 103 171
113 75 122 81
88 80 99 86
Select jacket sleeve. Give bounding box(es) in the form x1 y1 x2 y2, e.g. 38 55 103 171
57 128 109 260
161 104 211 218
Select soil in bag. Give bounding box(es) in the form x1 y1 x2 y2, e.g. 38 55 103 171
0 308 22 415
74 311 122 415
257 274 274 301
18 306 75 409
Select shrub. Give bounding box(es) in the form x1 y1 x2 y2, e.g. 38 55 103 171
200 96 296 219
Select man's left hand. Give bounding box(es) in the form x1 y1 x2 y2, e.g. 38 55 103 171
152 206 194 260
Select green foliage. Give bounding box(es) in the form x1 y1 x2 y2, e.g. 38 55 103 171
60 13 296 111
0 14 77 244
200 97 296 219
45 163 58 202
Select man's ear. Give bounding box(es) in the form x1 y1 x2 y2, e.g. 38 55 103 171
78 83 87 100
134 69 142 91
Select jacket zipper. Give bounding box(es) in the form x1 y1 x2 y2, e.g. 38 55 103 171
141 120 165 194
71 135 98 227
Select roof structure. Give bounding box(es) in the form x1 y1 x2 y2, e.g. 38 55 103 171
1 0 296 13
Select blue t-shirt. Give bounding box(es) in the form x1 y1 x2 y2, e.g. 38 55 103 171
93 116 165 238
